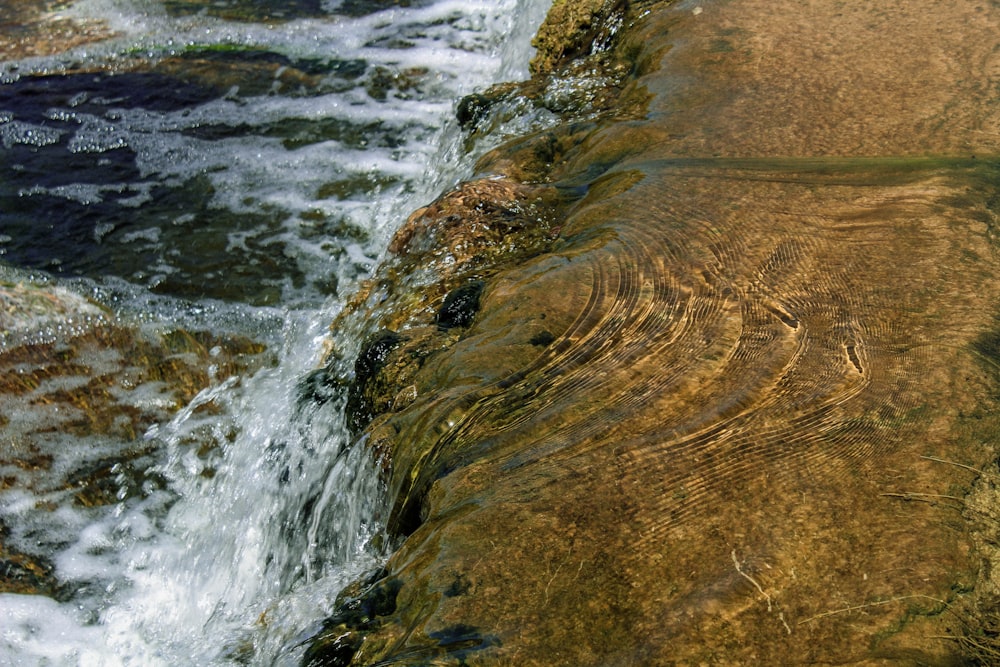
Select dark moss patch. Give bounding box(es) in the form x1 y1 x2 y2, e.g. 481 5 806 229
428 623 502 658
296 367 346 410
456 92 488 129
437 280 485 330
301 571 402 667
387 483 427 538
0 553 57 596
444 572 472 597
530 330 556 347
0 517 60 597
346 330 406 433
709 39 736 53
354 331 406 388
330 573 401 627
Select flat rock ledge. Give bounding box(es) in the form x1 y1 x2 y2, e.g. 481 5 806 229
311 0 1000 664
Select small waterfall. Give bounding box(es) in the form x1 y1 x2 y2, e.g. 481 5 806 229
0 0 549 663
98 311 383 665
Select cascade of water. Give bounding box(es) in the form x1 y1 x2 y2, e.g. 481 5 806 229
0 0 549 663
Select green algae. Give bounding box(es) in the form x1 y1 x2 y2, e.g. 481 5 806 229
162 0 326 22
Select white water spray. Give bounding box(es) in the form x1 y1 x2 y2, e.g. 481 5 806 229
0 0 548 663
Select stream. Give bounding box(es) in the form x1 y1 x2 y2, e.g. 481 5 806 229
0 0 549 663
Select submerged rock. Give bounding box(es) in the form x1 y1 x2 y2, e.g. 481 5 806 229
316 0 1000 664
0 517 61 598
436 280 485 330
0 1 114 61
0 275 271 596
0 279 106 347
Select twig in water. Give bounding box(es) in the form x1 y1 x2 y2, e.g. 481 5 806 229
798 594 947 625
920 455 984 476
730 550 791 634
880 491 965 507
731 549 772 612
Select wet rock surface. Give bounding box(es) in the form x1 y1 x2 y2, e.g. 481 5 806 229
0 1 114 61
315 0 1000 664
0 277 271 596
0 1 551 661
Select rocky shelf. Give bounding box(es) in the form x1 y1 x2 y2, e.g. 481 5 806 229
307 0 1000 664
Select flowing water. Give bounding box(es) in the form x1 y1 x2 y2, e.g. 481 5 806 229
0 0 549 663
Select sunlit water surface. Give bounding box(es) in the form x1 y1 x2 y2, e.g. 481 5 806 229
0 0 549 663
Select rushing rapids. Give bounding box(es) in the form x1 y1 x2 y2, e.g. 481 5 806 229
0 0 549 664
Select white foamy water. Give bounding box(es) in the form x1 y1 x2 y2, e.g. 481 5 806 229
0 0 549 663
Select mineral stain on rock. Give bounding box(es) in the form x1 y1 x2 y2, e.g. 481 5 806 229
311 0 1000 664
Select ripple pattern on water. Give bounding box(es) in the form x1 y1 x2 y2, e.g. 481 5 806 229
360 157 1000 663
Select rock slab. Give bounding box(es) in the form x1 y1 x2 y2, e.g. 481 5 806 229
310 0 1000 663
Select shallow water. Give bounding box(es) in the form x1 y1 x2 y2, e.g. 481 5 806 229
0 0 548 663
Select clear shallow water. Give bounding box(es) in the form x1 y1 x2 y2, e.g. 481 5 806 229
0 0 548 663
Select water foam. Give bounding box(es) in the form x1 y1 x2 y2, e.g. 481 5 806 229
0 0 546 663
1 0 537 304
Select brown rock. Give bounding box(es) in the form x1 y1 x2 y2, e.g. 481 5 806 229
0 1 113 61
530 0 628 76
313 0 1000 664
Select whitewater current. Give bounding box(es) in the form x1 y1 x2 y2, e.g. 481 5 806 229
0 0 551 664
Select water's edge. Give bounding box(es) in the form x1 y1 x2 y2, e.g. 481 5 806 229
0 0 553 664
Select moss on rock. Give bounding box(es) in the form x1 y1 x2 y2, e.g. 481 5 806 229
530 0 627 76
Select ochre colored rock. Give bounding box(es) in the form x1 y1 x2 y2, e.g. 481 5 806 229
530 0 628 76
0 1 114 61
314 0 1000 664
333 176 565 435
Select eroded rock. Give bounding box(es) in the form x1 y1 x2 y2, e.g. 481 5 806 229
334 176 565 436
530 0 628 76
